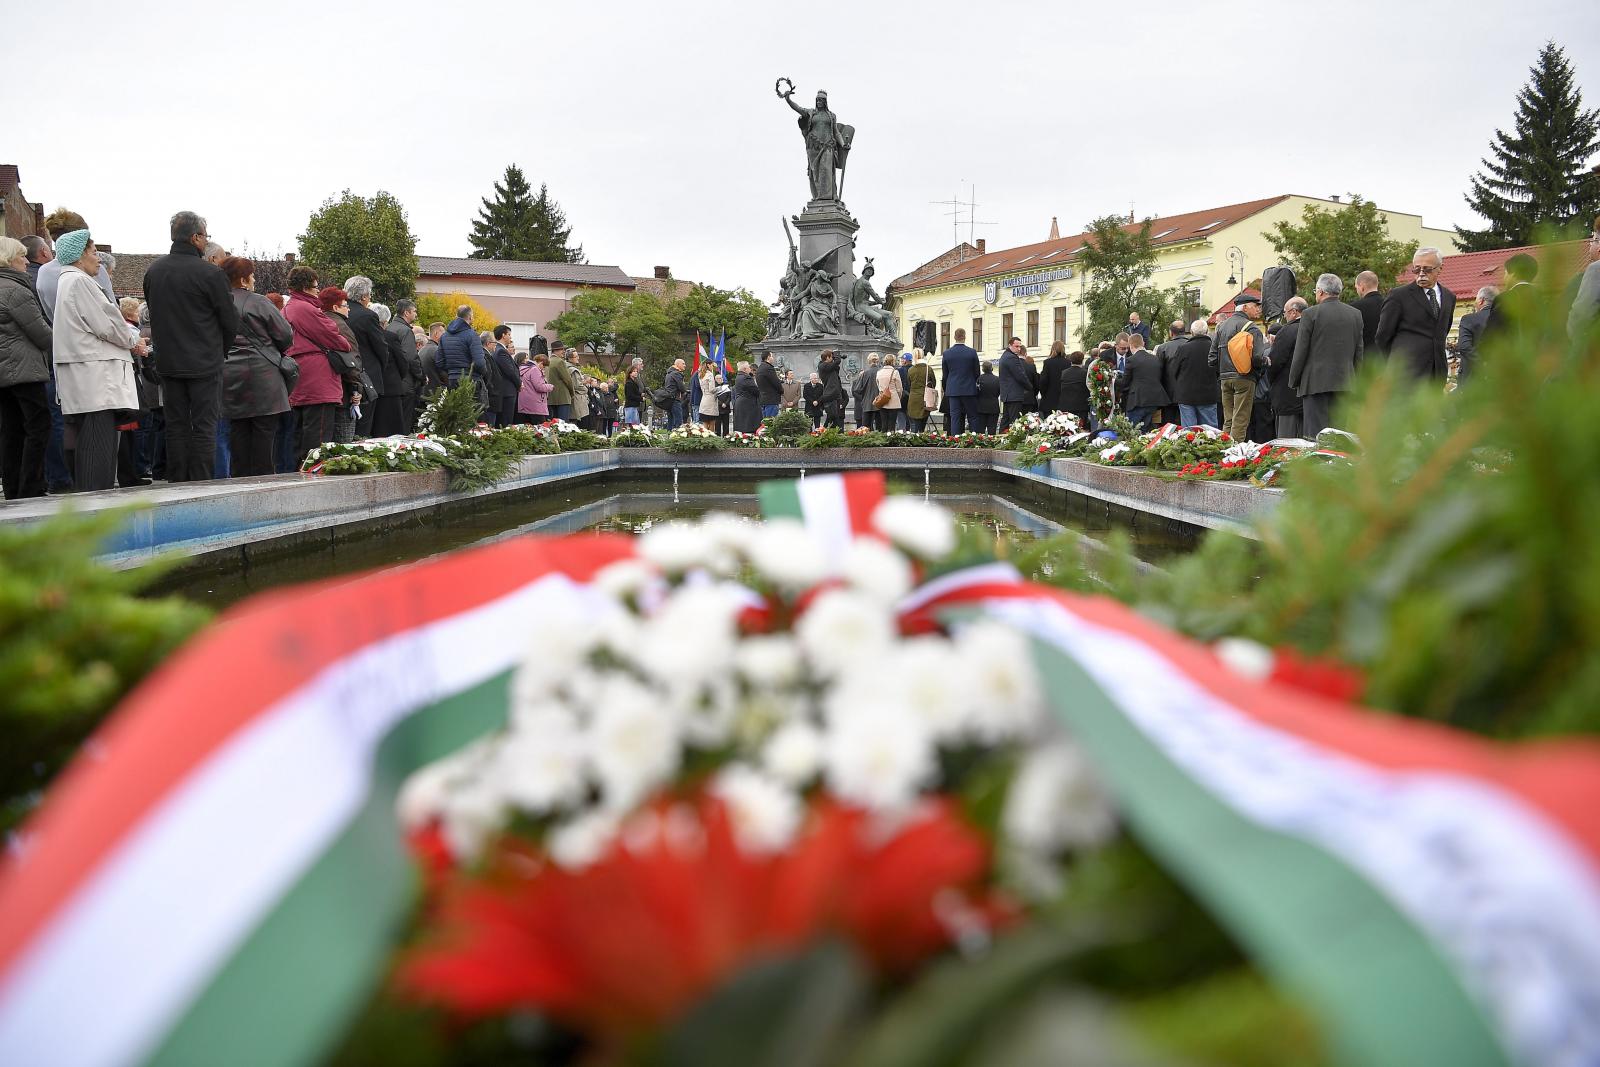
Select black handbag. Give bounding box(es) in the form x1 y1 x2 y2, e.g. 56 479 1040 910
320 341 363 383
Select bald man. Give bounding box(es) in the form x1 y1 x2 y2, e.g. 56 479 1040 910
1353 269 1383 350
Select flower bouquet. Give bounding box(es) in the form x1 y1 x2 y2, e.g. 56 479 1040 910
660 421 728 454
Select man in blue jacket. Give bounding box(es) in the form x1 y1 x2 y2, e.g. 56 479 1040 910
436 305 487 387
940 327 980 433
997 337 1035 431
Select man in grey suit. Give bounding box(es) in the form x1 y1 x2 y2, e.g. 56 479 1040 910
1375 247 1456 382
1290 273 1366 439
1454 287 1496 385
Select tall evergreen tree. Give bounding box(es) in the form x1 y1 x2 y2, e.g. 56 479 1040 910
466 166 585 263
1457 42 1600 252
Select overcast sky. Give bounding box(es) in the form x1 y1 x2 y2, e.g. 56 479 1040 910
15 1 1600 300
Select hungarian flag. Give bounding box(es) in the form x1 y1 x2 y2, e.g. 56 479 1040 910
690 331 708 413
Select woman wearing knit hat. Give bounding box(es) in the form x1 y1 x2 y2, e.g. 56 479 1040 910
50 230 142 492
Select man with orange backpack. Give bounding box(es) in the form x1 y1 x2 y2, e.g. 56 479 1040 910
1208 293 1267 442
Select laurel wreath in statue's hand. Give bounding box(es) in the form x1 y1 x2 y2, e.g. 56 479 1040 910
775 76 794 99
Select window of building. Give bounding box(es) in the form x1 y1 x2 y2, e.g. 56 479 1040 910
504 322 540 353
940 321 950 352
1053 305 1066 343
1026 310 1039 348
1196 219 1227 231
1040 249 1063 260
1002 313 1014 344
972 317 983 353
1151 227 1178 240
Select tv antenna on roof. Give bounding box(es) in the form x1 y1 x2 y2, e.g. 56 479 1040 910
930 182 995 262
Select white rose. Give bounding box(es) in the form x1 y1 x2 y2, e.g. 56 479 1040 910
746 518 831 592
871 496 956 560
795 589 897 680
548 808 620 870
733 634 803 688
1002 740 1117 854
840 537 914 602
638 520 708 574
762 720 824 787
711 764 804 855
823 703 937 814
589 675 682 812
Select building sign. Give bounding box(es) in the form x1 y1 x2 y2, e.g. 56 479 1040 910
983 281 998 305
1001 266 1074 298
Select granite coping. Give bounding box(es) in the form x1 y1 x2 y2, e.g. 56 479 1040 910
0 446 1278 563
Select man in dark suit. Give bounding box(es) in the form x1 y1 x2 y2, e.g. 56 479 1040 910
1480 252 1539 350
1353 270 1383 352
1454 287 1495 385
1290 273 1366 438
1119 333 1171 430
1153 320 1187 421
1055 353 1091 425
997 337 1035 430
756 351 783 418
1267 300 1305 439
1375 248 1455 382
941 327 980 433
344 275 402 437
1125 312 1151 348
975 361 1001 435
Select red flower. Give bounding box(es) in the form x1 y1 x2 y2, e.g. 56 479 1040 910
398 794 1009 1038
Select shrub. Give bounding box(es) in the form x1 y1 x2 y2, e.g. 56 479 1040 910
763 409 814 443
414 292 501 335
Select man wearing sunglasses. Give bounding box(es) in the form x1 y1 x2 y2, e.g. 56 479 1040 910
1375 247 1456 383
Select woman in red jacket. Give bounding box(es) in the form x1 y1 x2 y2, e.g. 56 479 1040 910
282 266 355 464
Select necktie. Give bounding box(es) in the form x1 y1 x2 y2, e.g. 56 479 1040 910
1427 287 1439 315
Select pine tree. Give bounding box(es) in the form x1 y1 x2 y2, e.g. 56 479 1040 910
466 166 585 263
1457 42 1600 252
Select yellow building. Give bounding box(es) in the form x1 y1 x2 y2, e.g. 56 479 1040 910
890 195 1459 366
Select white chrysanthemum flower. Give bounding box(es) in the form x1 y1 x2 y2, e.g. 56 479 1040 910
733 634 803 688
840 537 914 602
894 637 972 741
746 517 831 592
494 715 589 816
958 620 1045 741
438 777 506 863
593 558 659 602
823 704 937 813
795 589 897 680
698 512 756 572
589 676 682 812
512 613 602 696
1002 741 1117 854
1214 637 1275 681
872 496 956 560
637 520 707 574
635 584 746 686
711 764 804 855
761 720 824 787
548 808 620 870
678 675 739 748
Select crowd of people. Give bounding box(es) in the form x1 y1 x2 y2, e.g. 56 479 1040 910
0 209 630 499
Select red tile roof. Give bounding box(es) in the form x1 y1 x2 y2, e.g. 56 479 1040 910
896 196 1290 293
1401 240 1594 299
1208 289 1262 326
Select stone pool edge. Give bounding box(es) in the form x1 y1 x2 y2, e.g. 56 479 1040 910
0 447 1276 565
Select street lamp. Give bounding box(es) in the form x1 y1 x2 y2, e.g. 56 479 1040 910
1225 246 1245 289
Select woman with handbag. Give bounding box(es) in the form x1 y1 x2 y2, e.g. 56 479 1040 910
698 364 719 430
873 353 903 428
904 348 936 433
283 268 356 465
220 257 296 477
49 230 142 492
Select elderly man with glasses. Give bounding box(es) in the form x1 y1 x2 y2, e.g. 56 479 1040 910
1375 247 1456 383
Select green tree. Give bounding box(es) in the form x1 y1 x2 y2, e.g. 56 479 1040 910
611 291 677 361
412 292 501 334
548 287 625 354
1457 42 1600 252
1264 195 1418 301
1075 216 1184 347
667 283 772 361
468 164 543 260
297 190 419 304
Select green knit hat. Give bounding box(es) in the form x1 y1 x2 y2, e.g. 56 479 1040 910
54 229 91 265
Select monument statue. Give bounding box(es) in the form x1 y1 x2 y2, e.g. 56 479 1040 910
796 250 845 338
847 258 900 343
777 78 854 203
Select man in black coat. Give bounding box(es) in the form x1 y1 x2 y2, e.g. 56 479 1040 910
803 372 824 428
489 325 521 428
142 210 240 482
1153 320 1187 422
1290 274 1366 439
1267 299 1305 439
940 327 980 433
997 337 1034 431
344 276 402 436
1454 287 1494 386
1375 249 1455 382
386 299 425 430
1479 253 1539 352
974 361 1001 435
1054 354 1090 426
817 350 844 428
1039 343 1070 413
1353 271 1383 352
756 351 783 418
1119 334 1171 430
1169 322 1220 428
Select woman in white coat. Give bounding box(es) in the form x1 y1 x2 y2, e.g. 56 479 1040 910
698 364 719 430
50 230 141 491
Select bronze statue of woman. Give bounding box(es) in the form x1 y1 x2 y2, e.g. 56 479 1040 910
778 81 854 202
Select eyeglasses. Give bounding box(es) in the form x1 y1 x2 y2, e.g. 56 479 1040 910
1412 264 1439 275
